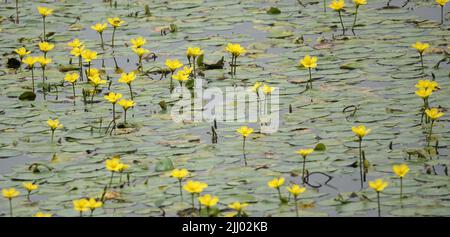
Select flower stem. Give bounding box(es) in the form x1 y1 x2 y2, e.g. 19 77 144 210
428 120 434 147
79 56 83 81
42 17 46 41
112 27 116 47
42 67 46 100
72 83 76 105
441 6 444 25
276 187 283 203
323 0 326 12
419 53 424 73
51 129 54 142
179 179 183 201
15 0 19 24
338 11 346 36
128 83 133 100
191 193 195 209
100 32 104 49
308 67 312 89
400 177 403 201
31 67 35 93
294 196 299 217
359 138 363 189
9 199 13 217
377 191 381 217
124 109 127 125
351 6 359 35
302 156 306 184
108 171 114 189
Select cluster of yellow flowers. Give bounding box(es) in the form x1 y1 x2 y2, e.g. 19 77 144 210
2 182 47 217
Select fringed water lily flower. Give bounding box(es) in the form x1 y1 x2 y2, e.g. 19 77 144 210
118 72 136 99
37 56 51 99
91 23 108 49
329 0 346 35
118 99 135 125
425 108 445 146
171 168 189 201
411 42 430 71
299 55 318 89
296 149 314 183
108 17 125 47
37 6 53 40
351 0 367 35
393 164 410 202
2 188 20 217
268 177 285 203
369 179 388 217
225 43 246 75
352 125 371 189
186 47 203 76
287 184 306 217
22 182 38 202
22 56 38 93
436 0 449 24
183 180 208 209
47 119 63 142
64 72 79 104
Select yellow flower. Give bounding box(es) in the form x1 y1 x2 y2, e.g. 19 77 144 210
47 119 63 130
225 43 246 57
267 177 285 189
22 56 38 67
369 179 388 192
425 108 445 120
352 125 371 138
171 168 189 180
198 194 219 207
165 59 183 72
183 180 208 193
118 99 135 111
132 47 149 57
415 80 439 91
118 72 136 84
172 71 190 82
73 198 90 212
67 38 83 48
297 148 314 158
329 0 345 11
70 46 85 57
236 126 254 137
415 88 433 99
37 7 53 17
88 75 106 87
23 182 38 192
64 72 79 84
353 0 367 6
181 66 193 75
262 84 275 95
87 198 103 210
104 92 122 104
130 37 147 48
436 0 449 6
299 55 318 69
15 47 31 57
105 157 124 172
108 17 125 27
252 82 262 93
91 23 107 33
37 56 52 66
87 68 100 78
228 202 248 212
81 49 98 62
393 164 410 178
186 47 204 58
2 188 20 199
412 42 430 54
39 41 55 53
287 184 306 197
34 212 52 217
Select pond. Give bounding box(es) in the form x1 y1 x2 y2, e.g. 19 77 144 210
0 0 449 217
